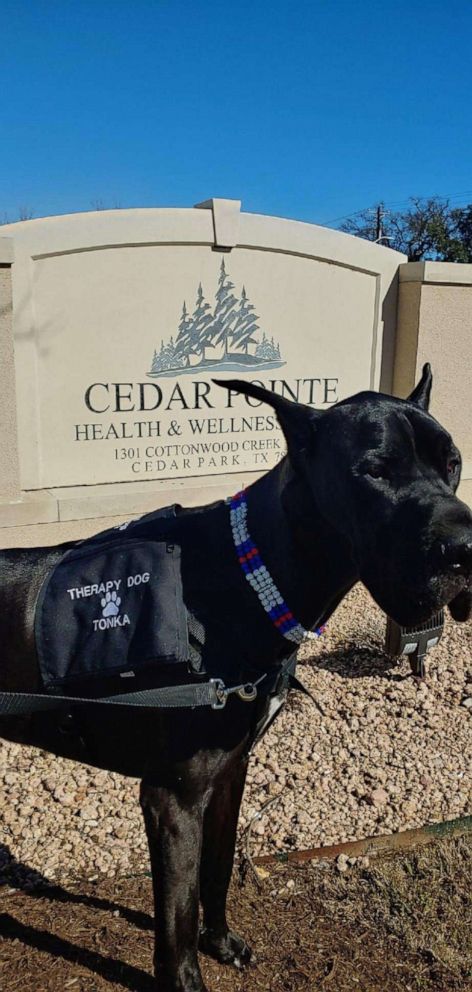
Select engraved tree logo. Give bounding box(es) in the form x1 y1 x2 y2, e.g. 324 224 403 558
149 260 284 377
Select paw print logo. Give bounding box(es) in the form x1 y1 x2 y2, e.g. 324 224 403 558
101 591 121 618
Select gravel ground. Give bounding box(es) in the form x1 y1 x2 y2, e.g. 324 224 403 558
1 584 471 882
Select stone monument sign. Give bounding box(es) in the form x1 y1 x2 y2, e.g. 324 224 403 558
3 199 404 497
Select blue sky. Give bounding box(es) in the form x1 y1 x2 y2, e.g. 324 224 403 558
1 0 471 228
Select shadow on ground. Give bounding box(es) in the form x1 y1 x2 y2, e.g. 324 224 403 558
301 641 411 681
1 836 471 992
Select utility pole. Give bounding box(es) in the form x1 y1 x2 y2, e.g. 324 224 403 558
369 202 392 245
375 202 385 242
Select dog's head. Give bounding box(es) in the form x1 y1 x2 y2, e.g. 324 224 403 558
214 369 472 627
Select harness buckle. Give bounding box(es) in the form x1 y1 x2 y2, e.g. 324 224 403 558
209 678 228 709
209 678 260 709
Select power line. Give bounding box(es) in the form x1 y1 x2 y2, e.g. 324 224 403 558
371 189 472 211
319 206 372 226
319 189 472 227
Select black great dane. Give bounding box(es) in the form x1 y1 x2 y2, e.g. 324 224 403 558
1 366 472 992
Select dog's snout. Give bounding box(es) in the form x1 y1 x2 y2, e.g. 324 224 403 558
439 535 472 576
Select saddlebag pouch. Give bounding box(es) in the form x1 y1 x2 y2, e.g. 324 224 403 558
35 508 189 691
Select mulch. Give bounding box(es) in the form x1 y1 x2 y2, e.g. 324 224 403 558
1 836 471 991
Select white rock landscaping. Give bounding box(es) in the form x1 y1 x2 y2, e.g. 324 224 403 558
1 585 471 882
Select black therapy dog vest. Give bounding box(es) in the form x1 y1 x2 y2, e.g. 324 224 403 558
35 506 190 691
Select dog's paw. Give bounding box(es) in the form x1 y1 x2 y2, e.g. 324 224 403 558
101 590 121 617
199 927 253 968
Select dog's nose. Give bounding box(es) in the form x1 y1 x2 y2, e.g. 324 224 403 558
439 535 472 576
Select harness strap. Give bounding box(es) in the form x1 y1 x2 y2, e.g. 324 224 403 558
288 673 326 717
0 666 287 715
0 678 257 715
0 652 319 717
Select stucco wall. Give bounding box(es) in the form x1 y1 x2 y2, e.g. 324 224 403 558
0 513 143 550
2 218 471 547
394 262 472 507
0 244 20 498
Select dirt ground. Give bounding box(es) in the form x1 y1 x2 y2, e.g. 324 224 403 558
1 835 471 992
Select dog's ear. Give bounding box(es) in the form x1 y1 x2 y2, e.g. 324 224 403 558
407 363 432 411
212 379 321 458
448 588 472 622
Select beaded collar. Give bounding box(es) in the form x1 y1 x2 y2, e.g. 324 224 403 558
227 490 326 645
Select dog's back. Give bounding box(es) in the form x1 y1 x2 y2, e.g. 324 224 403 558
0 545 75 691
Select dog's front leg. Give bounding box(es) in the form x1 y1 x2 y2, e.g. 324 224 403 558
198 755 252 967
140 779 207 992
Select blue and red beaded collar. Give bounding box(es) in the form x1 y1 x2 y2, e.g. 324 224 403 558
227 490 326 645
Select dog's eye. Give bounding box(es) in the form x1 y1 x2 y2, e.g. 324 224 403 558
357 458 391 482
365 464 389 481
447 458 460 477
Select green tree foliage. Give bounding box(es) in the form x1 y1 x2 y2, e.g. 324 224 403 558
444 205 472 262
340 197 472 262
